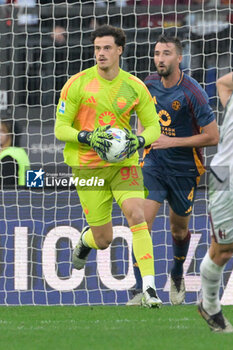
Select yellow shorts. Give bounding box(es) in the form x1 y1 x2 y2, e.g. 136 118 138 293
72 165 145 226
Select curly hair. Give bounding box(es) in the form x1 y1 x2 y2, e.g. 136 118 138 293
91 25 126 53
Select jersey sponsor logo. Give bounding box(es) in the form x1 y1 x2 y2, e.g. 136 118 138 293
161 126 176 136
158 110 171 127
85 96 97 104
116 96 127 109
59 101 66 114
98 111 116 126
172 100 181 111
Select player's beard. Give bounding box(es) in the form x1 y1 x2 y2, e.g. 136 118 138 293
98 61 110 72
156 65 173 77
99 65 108 71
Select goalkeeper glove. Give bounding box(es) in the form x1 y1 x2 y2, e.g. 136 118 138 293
77 130 93 145
78 125 113 160
124 128 145 158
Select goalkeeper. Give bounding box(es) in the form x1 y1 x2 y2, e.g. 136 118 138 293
55 25 161 308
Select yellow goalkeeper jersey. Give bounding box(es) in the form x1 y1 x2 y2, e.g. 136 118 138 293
55 65 160 168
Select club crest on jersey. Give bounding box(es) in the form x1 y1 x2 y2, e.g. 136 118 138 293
59 101 66 114
172 100 181 111
116 97 127 109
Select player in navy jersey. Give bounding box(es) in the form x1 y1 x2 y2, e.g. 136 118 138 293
127 35 219 306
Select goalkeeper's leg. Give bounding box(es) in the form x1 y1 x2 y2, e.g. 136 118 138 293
121 198 162 308
72 222 113 270
72 167 115 270
126 199 161 306
73 195 162 309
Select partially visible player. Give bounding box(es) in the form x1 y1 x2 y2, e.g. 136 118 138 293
127 35 219 306
198 72 233 333
0 117 30 187
55 25 162 308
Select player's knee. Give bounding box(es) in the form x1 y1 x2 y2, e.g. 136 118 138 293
95 237 112 250
171 225 188 240
171 230 187 241
125 208 145 226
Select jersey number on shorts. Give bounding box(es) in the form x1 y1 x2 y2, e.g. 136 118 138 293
187 187 194 202
120 166 138 180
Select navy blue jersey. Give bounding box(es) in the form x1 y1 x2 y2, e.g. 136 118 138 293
144 71 215 176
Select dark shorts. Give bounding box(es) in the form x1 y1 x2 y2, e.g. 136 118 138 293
142 165 199 217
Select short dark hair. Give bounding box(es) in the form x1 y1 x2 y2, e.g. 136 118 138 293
91 25 126 53
155 35 183 55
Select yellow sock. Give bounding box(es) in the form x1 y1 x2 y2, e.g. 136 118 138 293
83 228 99 249
130 222 155 277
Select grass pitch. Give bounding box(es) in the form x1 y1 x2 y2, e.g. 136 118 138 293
0 305 233 350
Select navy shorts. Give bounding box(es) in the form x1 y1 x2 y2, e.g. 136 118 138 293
142 165 199 217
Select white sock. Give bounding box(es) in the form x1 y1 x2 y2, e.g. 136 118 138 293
200 251 224 315
142 275 155 293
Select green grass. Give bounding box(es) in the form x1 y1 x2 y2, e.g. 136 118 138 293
0 305 233 350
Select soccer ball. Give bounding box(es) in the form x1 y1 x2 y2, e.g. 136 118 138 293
104 128 128 163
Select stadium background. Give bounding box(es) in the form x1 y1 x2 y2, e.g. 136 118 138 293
0 1 233 306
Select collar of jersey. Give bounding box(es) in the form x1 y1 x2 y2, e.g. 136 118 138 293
160 70 184 89
95 65 121 84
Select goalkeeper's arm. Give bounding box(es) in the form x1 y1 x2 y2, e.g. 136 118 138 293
137 119 161 147
55 118 80 143
55 118 112 159
55 98 111 146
